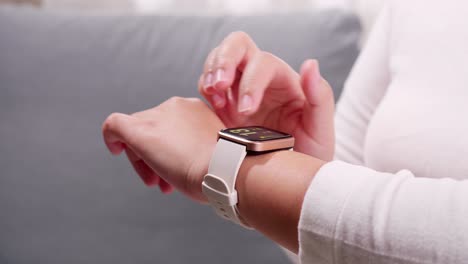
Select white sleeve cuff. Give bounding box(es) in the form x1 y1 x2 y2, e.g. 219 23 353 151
297 160 375 263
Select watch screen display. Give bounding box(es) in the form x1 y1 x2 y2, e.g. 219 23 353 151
222 126 291 141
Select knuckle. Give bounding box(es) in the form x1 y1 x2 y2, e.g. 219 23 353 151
204 59 215 72
230 31 251 42
189 96 202 102
260 51 285 67
186 97 203 105
162 96 184 109
227 31 256 50
167 96 183 104
260 51 275 60
103 112 123 131
212 53 230 69
212 45 232 69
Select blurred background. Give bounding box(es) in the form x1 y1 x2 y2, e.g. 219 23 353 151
0 0 383 264
0 0 385 40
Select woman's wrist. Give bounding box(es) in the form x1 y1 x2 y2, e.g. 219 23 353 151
236 150 326 253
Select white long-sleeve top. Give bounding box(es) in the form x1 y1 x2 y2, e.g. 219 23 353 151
298 1 468 263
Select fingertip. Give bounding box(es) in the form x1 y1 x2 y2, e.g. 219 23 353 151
205 85 216 95
214 80 231 91
300 59 321 103
200 73 227 109
161 186 174 194
108 142 125 155
141 173 160 187
203 72 215 93
158 179 174 194
213 68 234 91
237 93 254 114
212 92 226 109
300 59 319 77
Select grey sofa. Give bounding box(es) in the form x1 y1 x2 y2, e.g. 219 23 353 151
0 6 361 264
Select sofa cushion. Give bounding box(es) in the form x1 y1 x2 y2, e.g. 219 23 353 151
0 7 360 264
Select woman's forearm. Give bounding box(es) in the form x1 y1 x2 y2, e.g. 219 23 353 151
236 150 326 253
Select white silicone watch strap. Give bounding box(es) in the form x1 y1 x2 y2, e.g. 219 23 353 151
202 138 251 228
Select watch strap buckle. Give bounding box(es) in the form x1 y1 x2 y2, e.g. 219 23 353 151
202 174 252 229
202 175 238 206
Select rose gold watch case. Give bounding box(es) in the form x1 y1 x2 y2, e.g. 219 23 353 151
218 130 295 152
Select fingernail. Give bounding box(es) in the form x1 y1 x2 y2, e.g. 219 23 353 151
214 69 225 84
212 93 225 108
238 94 252 113
204 72 214 90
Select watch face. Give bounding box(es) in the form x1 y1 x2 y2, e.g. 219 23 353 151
219 126 294 152
221 126 292 142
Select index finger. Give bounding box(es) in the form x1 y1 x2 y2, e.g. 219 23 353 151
201 31 259 95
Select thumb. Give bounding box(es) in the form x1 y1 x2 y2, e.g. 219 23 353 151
102 112 139 155
299 59 335 159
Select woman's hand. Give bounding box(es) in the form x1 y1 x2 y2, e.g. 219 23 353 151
101 97 224 202
198 32 335 160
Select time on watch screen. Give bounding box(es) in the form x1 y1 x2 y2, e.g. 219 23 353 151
222 126 291 141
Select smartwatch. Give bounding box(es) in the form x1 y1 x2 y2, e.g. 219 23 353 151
202 126 295 228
